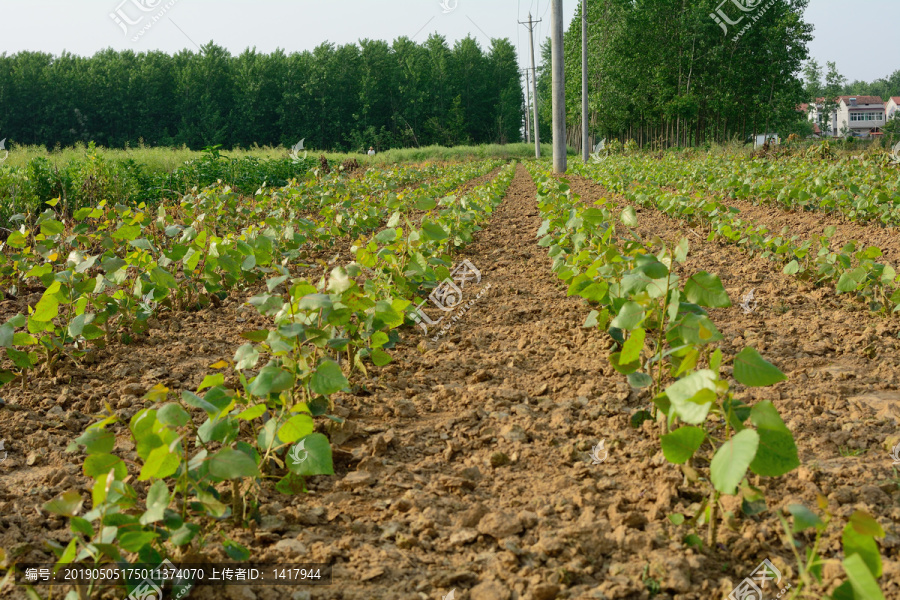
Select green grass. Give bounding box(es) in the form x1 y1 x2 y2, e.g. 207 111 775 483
2 141 563 172
2 142 286 173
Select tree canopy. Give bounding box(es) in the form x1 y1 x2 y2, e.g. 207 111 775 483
536 0 814 149
0 36 524 151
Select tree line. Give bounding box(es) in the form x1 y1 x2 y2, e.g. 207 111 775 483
0 36 524 152
535 0 814 150
802 60 900 103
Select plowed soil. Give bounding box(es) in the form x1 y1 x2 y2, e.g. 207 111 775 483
1 164 899 600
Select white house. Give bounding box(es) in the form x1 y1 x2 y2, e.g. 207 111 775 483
807 96 885 138
887 97 900 122
835 96 885 138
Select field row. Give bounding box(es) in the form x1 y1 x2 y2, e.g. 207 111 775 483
1 159 515 597
574 157 900 315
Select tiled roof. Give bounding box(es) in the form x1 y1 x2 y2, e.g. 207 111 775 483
837 95 884 105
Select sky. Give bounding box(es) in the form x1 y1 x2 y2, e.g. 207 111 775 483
0 1 897 84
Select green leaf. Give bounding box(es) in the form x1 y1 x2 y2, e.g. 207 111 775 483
371 347 392 366
843 513 883 578
620 328 645 364
674 238 689 263
375 228 399 243
40 219 65 236
620 206 638 227
208 447 261 479
629 409 653 428
57 538 77 566
684 271 731 308
749 401 799 477
180 390 220 416
75 429 116 455
236 404 267 421
157 403 191 428
43 490 84 517
223 538 251 561
286 433 334 476
609 351 641 375
234 343 260 370
578 282 609 303
842 553 885 600
198 415 238 445
610 301 644 330
665 369 717 425
0 323 14 348
69 516 95 538
849 510 885 537
139 480 170 525
198 373 225 392
84 454 127 480
240 329 270 342
733 347 787 387
668 513 685 525
682 534 703 550
170 523 200 547
138 445 180 481
421 221 448 240
119 531 158 553
783 259 800 275
661 426 706 464
310 359 348 396
248 367 295 397
149 267 177 289
32 291 60 322
788 504 824 534
837 267 867 293
581 207 606 225
626 372 653 390
675 314 723 345
275 472 308 495
710 429 760 495
278 414 315 444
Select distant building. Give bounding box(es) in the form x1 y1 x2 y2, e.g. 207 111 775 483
886 97 900 122
753 133 780 148
806 96 885 138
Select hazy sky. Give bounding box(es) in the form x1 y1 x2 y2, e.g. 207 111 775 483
0 1 897 84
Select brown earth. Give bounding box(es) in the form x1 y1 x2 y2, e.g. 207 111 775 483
1 165 899 600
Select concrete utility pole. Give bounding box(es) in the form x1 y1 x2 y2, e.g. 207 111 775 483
519 12 542 158
551 0 566 173
523 69 532 144
582 0 589 163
